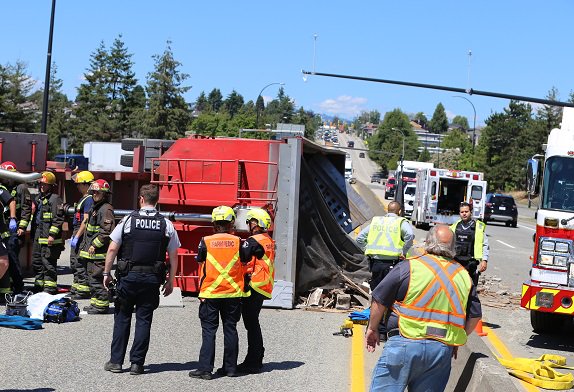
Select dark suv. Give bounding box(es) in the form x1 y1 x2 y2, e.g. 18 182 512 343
484 193 518 227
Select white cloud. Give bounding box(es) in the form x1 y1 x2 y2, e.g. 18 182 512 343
317 95 368 118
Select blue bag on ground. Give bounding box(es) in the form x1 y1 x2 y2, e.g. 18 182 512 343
0 315 43 330
44 297 81 323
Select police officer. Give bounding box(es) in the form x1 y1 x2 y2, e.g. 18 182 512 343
239 208 275 374
189 206 247 380
102 184 180 375
450 201 489 286
31 171 65 294
0 161 32 294
69 171 94 299
79 179 115 314
356 201 414 339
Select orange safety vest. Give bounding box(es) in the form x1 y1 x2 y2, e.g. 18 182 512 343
248 233 276 298
199 233 244 299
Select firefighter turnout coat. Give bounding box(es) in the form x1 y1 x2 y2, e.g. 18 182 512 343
33 192 65 246
79 201 115 260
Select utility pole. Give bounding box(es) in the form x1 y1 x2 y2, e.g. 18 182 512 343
40 0 57 134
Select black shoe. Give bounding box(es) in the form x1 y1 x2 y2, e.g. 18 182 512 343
237 363 262 374
215 367 241 377
86 307 109 315
130 364 144 375
104 361 122 373
189 369 213 380
83 305 94 311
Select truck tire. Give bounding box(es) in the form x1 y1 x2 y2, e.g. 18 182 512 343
121 139 144 152
530 310 566 333
120 154 134 167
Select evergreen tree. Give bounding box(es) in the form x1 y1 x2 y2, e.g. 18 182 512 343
195 91 208 112
42 64 72 158
536 86 562 136
224 90 244 118
207 88 223 112
0 61 37 132
451 115 469 130
418 147 431 162
429 103 449 134
145 40 191 139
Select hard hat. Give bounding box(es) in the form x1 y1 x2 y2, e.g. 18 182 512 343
246 208 271 230
89 179 111 194
0 161 17 172
211 206 236 222
73 171 94 184
40 171 56 185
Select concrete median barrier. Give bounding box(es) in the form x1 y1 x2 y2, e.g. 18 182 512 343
446 333 520 392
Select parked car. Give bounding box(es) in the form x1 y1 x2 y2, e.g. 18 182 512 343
384 177 396 199
403 183 416 216
359 152 365 158
484 193 518 227
370 173 382 184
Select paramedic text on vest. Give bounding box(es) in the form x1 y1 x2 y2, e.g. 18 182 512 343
366 225 482 392
103 184 180 376
450 201 489 286
355 201 414 338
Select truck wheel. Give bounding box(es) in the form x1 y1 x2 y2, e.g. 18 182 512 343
530 310 565 334
120 154 134 167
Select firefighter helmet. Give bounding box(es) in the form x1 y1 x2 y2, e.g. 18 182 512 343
73 171 94 184
211 206 236 222
245 208 271 230
89 179 111 194
40 171 56 185
0 161 17 172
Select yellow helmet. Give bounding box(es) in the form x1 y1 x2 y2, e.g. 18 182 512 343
40 171 56 185
73 170 94 184
245 208 271 230
211 206 236 222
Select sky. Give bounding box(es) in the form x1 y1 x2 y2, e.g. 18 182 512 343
2 1 574 126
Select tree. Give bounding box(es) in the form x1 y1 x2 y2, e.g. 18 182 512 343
145 41 191 139
0 61 37 133
194 91 208 112
413 112 428 129
536 86 562 136
429 103 449 134
224 90 244 118
368 108 420 170
418 147 431 162
451 115 469 131
207 88 223 112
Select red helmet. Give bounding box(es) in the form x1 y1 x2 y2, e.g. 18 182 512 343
0 161 17 172
88 179 111 194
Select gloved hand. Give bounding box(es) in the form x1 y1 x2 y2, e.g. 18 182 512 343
9 218 17 233
70 237 79 248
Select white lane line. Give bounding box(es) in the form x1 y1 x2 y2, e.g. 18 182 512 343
518 224 535 232
497 240 516 249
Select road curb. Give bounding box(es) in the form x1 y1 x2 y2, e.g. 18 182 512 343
447 333 520 392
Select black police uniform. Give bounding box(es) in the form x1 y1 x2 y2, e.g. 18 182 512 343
453 221 479 285
110 210 169 368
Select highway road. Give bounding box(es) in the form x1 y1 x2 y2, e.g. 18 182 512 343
336 130 574 390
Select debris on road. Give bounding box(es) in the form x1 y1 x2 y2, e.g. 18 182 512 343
477 274 521 308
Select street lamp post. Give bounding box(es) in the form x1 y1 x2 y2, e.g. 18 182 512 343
256 82 284 129
391 127 406 212
453 95 477 168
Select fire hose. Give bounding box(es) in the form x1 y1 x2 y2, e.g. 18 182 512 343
498 354 574 390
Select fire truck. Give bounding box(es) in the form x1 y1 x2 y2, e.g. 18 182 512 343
521 107 574 333
410 167 487 229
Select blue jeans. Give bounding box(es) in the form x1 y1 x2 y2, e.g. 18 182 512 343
370 335 453 392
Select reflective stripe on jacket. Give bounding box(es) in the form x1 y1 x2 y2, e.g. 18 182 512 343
249 233 275 298
450 219 486 260
393 253 472 346
33 192 65 245
79 202 115 260
199 233 244 299
365 216 405 257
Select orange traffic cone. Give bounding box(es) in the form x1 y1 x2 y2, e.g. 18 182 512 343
474 319 488 336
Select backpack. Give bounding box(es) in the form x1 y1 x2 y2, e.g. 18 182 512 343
43 297 81 323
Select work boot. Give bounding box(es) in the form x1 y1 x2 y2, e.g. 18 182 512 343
104 361 122 373
130 364 144 375
189 369 213 380
86 307 109 315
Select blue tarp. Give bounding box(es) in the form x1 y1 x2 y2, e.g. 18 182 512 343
0 315 43 330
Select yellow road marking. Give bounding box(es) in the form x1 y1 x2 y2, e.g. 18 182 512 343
351 324 366 392
483 326 539 392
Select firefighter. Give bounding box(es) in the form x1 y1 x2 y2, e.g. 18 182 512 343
238 208 275 374
68 171 94 299
31 171 65 294
450 201 489 286
189 206 247 380
355 201 414 339
79 179 115 314
102 184 180 375
0 179 16 299
0 161 32 294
